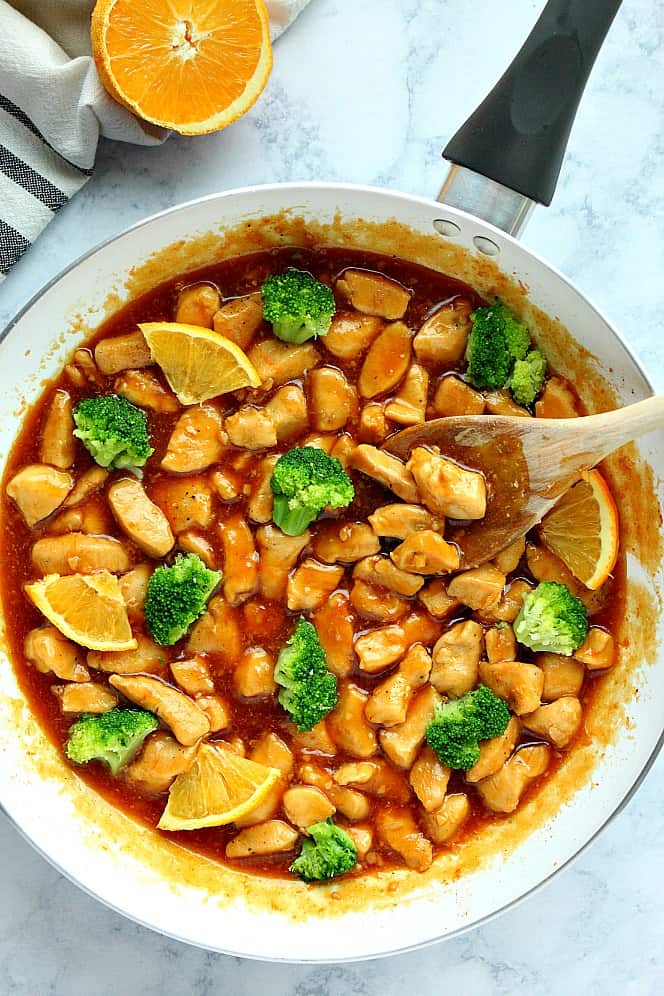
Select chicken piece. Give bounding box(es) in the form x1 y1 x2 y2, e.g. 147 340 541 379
248 339 319 388
349 579 409 623
323 312 383 359
483 390 531 418
263 384 308 442
7 464 73 527
256 525 310 602
224 406 277 450
354 624 408 674
492 536 526 575
175 282 221 327
161 406 225 474
375 806 432 872
399 644 433 687
409 746 451 812
447 565 505 611
208 469 240 504
232 779 287 829
379 685 440 768
299 433 335 453
525 542 588 601
313 522 380 565
385 364 429 425
333 759 411 804
150 476 213 535
241 454 277 524
353 554 424 596
196 694 232 732
479 659 544 715
250 732 294 777
94 331 153 375
308 366 357 431
485 624 518 663
476 744 551 813
417 579 461 620
535 377 580 419
170 656 214 696
212 293 263 350
283 785 335 830
368 503 444 541
481 579 533 624
349 445 419 503
413 298 472 368
39 390 75 469
312 592 356 677
465 715 521 783
345 825 374 860
53 681 118 714
233 647 276 699
62 467 109 509
365 673 412 727
87 633 167 675
114 369 179 414
330 434 355 471
358 322 412 399
430 620 483 697
118 562 152 621
31 533 130 575
226 820 299 859
219 513 258 606
286 559 344 612
291 719 338 757
177 531 216 569
432 375 484 417
298 763 370 821
422 793 470 845
186 595 243 664
399 608 444 648
107 478 174 558
109 674 210 746
125 731 196 794
358 402 389 444
574 628 616 671
390 530 460 575
327 683 377 758
25 626 89 682
337 269 411 319
407 447 486 519
46 498 113 537
537 652 585 700
521 697 583 748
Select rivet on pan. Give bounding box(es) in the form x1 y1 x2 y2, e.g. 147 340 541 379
433 219 461 237
473 235 500 256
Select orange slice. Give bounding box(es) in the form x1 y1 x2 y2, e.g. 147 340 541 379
539 469 619 590
91 0 273 135
158 741 280 830
139 322 261 405
25 572 137 651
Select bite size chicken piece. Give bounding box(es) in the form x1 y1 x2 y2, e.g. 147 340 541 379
170 656 214 696
399 608 444 648
245 454 278 524
161 405 225 474
291 719 338 757
233 779 287 829
492 536 526 575
481 579 533 624
330 434 355 471
327 683 377 759
125 731 197 794
483 390 531 418
345 825 374 860
219 513 258 606
46 498 113 537
537 653 585 700
39 390 75 469
432 375 484 417
574 628 616 671
94 331 153 375
313 522 380 565
349 445 419 503
375 806 432 872
407 447 486 520
385 364 429 426
226 821 299 859
525 542 591 605
87 633 167 675
150 476 213 534
175 282 221 327
308 366 357 432
70 348 103 387
62 467 109 509
417 579 461 620
178 530 217 569
358 402 389 444
196 694 232 733
422 793 471 845
447 565 506 611
390 530 460 575
379 685 440 769
479 659 544 716
256 525 311 602
349 579 409 623
210 467 242 503
534 377 580 419
186 595 243 665
399 644 433 687
108 478 174 558
250 732 294 777
465 716 521 783
118 562 152 622
353 554 424 596
430 620 483 698
333 759 411 805
364 673 412 727
248 339 319 388
224 406 277 450
409 746 451 812
286 559 344 612
109 674 210 746
368 503 445 541
283 785 336 830
263 384 308 442
114 369 179 414
233 647 276 699
521 697 583 748
337 269 411 319
6 464 73 527
358 322 412 399
476 744 551 813
354 624 408 674
25 626 89 682
31 532 130 575
212 293 263 350
323 312 383 359
299 433 335 453
52 681 119 714
412 298 472 368
485 624 518 663
312 592 356 677
298 763 370 821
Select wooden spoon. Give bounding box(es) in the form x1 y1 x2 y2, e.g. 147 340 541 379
384 395 664 569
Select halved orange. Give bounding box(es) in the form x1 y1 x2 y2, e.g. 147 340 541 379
25 571 137 651
91 0 273 135
158 741 280 830
539 469 619 590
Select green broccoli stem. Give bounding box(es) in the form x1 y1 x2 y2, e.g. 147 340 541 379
272 495 318 536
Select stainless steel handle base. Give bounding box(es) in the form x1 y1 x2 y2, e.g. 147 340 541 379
437 165 536 237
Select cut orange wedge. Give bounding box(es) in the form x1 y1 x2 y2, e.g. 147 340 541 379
25 572 137 651
91 0 273 135
158 741 280 831
539 469 619 590
139 322 261 405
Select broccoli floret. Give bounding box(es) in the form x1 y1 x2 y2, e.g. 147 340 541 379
514 581 588 655
144 553 221 646
465 300 531 390
425 684 511 769
65 708 158 775
508 349 547 405
274 618 338 732
290 819 357 881
262 268 336 344
270 446 354 536
73 394 153 472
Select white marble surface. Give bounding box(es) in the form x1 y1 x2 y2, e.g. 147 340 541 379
1 0 663 991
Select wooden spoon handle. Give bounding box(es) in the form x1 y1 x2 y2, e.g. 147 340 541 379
579 395 664 459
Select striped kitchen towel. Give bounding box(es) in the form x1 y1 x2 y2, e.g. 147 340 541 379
0 0 312 282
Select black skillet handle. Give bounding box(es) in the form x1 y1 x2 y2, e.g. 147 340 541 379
443 0 622 206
